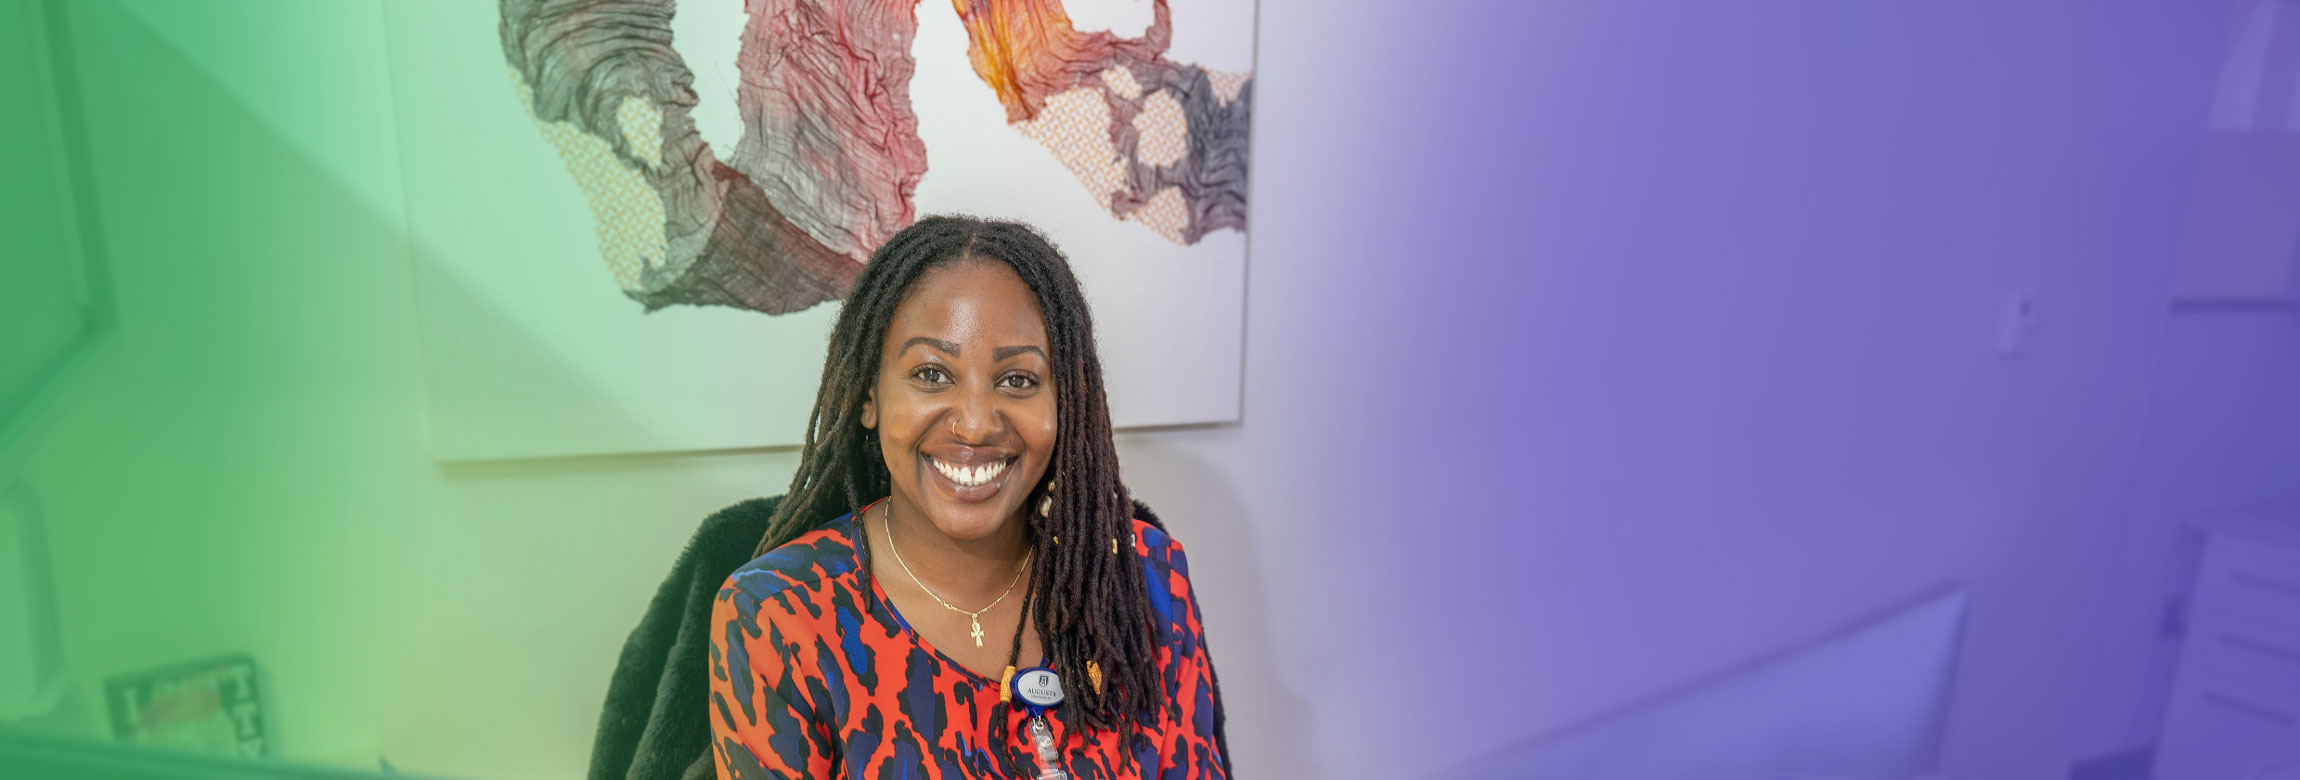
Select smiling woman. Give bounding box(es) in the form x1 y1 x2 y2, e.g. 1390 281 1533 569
705 216 1231 779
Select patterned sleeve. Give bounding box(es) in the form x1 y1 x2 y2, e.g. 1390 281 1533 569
1155 535 1231 780
708 574 836 779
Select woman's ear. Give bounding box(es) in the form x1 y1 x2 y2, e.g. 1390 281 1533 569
861 388 878 429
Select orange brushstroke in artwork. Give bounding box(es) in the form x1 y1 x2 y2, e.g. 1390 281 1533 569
950 0 1174 122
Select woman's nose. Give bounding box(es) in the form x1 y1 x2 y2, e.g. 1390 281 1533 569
946 385 1003 441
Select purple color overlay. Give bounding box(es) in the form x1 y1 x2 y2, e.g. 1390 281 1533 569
1242 1 2300 777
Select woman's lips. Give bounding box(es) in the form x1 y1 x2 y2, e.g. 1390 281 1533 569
924 455 1015 502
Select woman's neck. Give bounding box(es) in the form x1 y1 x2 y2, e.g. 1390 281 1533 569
876 496 1031 601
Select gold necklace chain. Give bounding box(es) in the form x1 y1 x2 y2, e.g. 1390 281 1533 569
880 502 1032 648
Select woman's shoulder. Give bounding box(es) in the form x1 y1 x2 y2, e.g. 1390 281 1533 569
1128 516 1207 636
1129 516 1191 576
716 513 861 617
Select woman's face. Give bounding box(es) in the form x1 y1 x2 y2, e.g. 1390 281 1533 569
862 260 1058 542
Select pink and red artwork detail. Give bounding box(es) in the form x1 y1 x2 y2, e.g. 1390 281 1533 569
500 0 1252 315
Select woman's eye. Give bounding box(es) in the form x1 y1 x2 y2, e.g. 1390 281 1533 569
999 374 1037 390
914 367 951 384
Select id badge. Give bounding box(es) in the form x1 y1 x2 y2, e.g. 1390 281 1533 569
1011 667 1068 780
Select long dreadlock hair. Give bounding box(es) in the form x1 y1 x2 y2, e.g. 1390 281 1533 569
749 215 1160 734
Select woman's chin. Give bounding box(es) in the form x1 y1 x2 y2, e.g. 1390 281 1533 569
919 500 1022 542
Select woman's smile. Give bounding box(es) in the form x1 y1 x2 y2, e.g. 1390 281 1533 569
923 451 1017 499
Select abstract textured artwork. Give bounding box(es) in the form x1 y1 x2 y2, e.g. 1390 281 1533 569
499 0 1252 315
388 0 1250 459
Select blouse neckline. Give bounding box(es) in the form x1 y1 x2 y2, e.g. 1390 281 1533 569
846 499 1045 689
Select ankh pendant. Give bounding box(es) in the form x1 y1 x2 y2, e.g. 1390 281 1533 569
970 617 986 647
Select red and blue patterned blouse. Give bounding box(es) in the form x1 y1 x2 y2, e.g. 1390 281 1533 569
708 509 1228 779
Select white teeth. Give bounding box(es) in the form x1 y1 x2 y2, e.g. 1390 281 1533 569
932 458 1007 487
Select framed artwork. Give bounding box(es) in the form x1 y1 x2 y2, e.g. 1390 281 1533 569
103 655 268 757
382 0 1255 461
2177 0 2300 305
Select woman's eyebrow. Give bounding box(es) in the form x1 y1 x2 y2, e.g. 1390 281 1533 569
994 345 1047 361
901 336 960 356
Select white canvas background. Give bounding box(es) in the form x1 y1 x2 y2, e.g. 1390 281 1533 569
383 0 1251 462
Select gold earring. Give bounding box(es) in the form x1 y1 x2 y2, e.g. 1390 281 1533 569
1087 661 1104 694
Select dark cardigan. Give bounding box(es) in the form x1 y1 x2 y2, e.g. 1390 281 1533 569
585 497 1232 780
